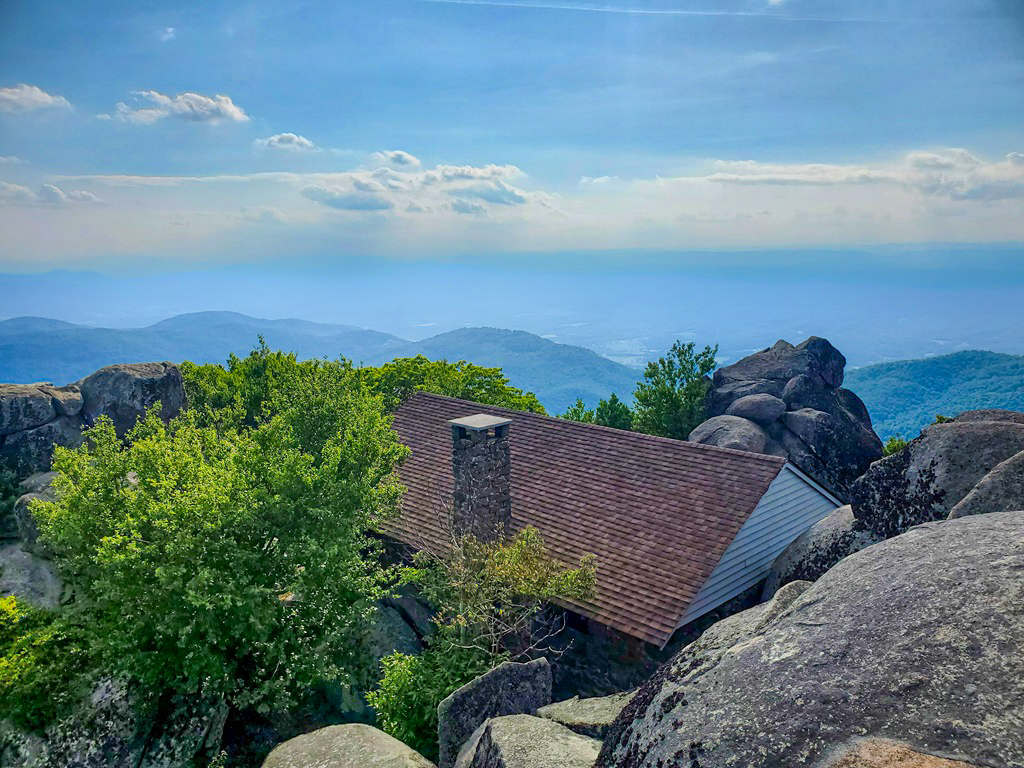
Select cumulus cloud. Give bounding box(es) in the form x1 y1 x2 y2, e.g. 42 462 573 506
450 180 528 205
0 84 72 113
254 132 317 151
0 180 100 206
707 160 896 185
450 199 487 215
422 164 523 184
372 150 421 168
160 27 176 41
300 185 394 211
103 90 249 125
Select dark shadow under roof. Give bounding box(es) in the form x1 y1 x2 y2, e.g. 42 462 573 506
387 391 786 647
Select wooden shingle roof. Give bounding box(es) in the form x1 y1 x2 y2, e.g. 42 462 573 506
387 391 786 647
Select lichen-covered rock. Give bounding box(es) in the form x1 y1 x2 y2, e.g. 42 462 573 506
687 415 766 452
437 659 552 768
262 724 436 768
0 384 59 436
13 473 56 556
597 511 1024 768
821 739 980 768
852 414 1024 537
761 505 881 598
0 415 83 477
77 362 186 437
724 394 786 424
454 715 600 768
537 691 636 739
948 449 1024 520
0 542 64 609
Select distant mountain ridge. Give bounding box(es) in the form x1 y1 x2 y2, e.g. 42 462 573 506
0 312 641 414
846 350 1024 440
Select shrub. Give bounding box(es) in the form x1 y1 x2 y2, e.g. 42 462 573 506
0 597 94 731
882 434 909 456
633 341 718 439
33 385 406 711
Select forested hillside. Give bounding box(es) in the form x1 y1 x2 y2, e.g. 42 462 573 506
0 313 640 414
846 350 1024 439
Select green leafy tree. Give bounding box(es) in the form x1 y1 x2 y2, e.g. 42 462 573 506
34 391 406 711
594 393 633 431
369 526 595 759
359 355 545 414
559 398 594 423
632 341 718 439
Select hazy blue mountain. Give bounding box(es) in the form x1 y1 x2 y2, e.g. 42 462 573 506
846 350 1024 440
0 314 640 414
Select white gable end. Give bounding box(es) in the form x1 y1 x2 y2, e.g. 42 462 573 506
675 462 840 628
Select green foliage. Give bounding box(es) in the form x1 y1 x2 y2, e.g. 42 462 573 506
632 341 718 439
357 355 546 413
0 597 95 731
33 394 406 711
369 526 595 760
560 398 594 423
844 350 1024 440
594 393 633 430
933 414 953 424
882 434 909 456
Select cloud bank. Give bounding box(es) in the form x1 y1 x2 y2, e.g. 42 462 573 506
0 84 72 113
103 91 249 125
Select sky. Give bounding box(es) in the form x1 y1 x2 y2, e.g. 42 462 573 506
1 0 1023 274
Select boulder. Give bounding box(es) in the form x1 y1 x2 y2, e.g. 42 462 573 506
0 542 64 609
536 691 636 739
948 449 1024 520
761 505 881 599
952 409 1024 425
701 337 881 499
0 385 60 436
437 659 552 768
13 474 56 556
77 363 186 437
454 715 600 768
852 415 1024 537
822 739 980 768
0 416 83 477
597 511 1024 768
687 415 767 452
262 724 436 768
724 394 786 424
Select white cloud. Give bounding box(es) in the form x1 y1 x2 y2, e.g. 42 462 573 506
160 27 176 42
450 180 529 205
300 185 394 211
450 199 487 215
707 159 896 186
0 180 100 206
254 132 317 151
422 164 523 184
372 150 421 168
0 156 25 165
0 84 72 113
103 91 249 125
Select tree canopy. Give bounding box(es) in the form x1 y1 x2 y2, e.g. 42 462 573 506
632 341 718 439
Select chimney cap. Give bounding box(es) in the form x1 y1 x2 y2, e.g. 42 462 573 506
448 413 513 432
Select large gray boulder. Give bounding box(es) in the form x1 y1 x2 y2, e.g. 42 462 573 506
454 715 600 768
13 472 56 556
948 449 1024 520
687 415 766 452
761 505 880 599
262 724 436 768
537 691 636 740
437 659 552 768
77 363 186 437
852 412 1024 537
724 393 786 424
597 511 1024 768
0 542 64 609
0 363 185 477
701 337 881 499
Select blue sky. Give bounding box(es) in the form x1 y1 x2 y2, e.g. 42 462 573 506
1 0 1023 271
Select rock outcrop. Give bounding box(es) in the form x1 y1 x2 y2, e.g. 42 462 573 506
437 659 552 768
851 410 1024 537
691 337 882 499
0 363 186 476
597 511 1024 768
537 691 636 740
454 715 600 768
261 724 436 768
821 739 980 768
761 505 881 599
948 448 1024 520
0 542 64 609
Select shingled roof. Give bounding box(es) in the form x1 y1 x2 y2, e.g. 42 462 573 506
387 391 787 647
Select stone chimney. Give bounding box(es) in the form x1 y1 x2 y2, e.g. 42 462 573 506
448 413 513 541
